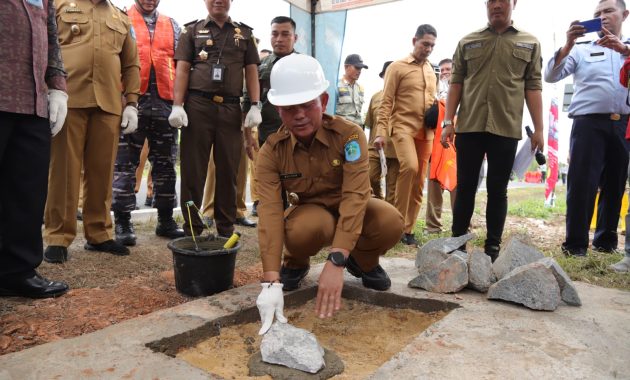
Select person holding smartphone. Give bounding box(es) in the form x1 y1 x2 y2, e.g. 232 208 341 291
545 0 630 257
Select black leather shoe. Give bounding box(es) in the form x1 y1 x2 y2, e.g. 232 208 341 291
400 233 419 247
0 272 68 299
346 256 391 291
84 239 130 256
485 245 500 263
236 217 257 227
251 201 259 217
592 245 620 254
561 245 587 257
280 266 309 291
44 245 68 264
156 217 185 239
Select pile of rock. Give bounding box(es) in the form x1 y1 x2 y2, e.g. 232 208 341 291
409 236 581 311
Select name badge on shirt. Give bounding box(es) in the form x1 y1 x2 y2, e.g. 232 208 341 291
279 173 302 180
26 0 44 8
590 52 605 57
516 42 534 50
464 42 482 50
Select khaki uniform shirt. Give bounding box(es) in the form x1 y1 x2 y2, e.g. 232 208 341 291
376 55 436 140
451 24 542 139
174 16 259 97
56 0 140 115
335 78 364 126
256 115 371 272
365 90 396 159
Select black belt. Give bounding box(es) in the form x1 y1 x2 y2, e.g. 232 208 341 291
188 90 240 104
581 113 628 121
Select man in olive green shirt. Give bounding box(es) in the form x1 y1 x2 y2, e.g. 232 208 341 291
441 0 544 262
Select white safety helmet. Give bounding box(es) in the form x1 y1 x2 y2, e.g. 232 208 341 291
267 54 330 106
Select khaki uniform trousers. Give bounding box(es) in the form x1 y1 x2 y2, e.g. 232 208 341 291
391 133 432 234
368 152 399 205
425 178 456 233
45 108 120 246
283 198 404 272
202 145 248 219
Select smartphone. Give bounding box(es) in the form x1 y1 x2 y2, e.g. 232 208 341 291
578 18 602 33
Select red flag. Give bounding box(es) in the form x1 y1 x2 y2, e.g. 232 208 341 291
545 98 559 202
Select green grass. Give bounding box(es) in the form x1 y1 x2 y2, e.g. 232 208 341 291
507 187 567 219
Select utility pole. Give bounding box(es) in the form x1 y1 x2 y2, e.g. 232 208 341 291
311 0 317 57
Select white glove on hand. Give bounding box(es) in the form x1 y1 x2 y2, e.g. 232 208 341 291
120 105 138 135
256 282 287 335
48 89 68 137
244 105 262 129
168 105 188 128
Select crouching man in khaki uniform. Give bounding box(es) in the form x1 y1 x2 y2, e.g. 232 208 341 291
255 54 404 334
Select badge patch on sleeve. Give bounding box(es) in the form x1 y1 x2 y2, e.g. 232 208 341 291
344 140 361 162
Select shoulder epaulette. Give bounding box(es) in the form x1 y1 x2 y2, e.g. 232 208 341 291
235 21 254 30
184 19 198 27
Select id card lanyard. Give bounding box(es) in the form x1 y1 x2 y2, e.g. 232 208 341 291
209 28 230 83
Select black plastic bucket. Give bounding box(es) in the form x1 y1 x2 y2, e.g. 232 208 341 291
167 236 241 297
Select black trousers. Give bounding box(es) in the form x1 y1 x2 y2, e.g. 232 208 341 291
452 132 518 249
0 112 50 278
564 115 630 251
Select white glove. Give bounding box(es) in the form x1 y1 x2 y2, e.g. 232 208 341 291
256 282 287 335
244 105 262 129
48 89 68 137
168 105 188 128
120 105 138 135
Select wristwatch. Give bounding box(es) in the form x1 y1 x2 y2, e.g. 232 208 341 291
250 101 262 109
442 119 453 128
126 102 138 109
326 251 347 267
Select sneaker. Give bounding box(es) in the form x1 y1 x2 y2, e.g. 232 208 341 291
400 233 419 247
345 255 391 291
485 245 500 263
44 246 68 264
279 266 310 291
84 239 130 256
609 257 630 273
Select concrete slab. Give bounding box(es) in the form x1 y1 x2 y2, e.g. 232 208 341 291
0 258 628 380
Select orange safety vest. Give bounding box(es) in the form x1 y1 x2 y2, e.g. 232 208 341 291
127 6 175 100
429 99 457 192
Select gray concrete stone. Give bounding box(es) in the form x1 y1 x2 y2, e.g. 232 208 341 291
466 250 496 293
261 322 325 373
417 234 476 262
539 257 582 306
249 348 344 379
409 254 468 293
414 245 448 272
487 262 561 311
493 238 545 280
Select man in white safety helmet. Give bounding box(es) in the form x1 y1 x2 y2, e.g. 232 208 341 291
255 54 404 334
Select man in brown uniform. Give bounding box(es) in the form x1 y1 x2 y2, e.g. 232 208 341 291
374 24 438 247
169 0 260 237
441 0 544 261
255 54 403 331
44 0 141 262
366 60 398 203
